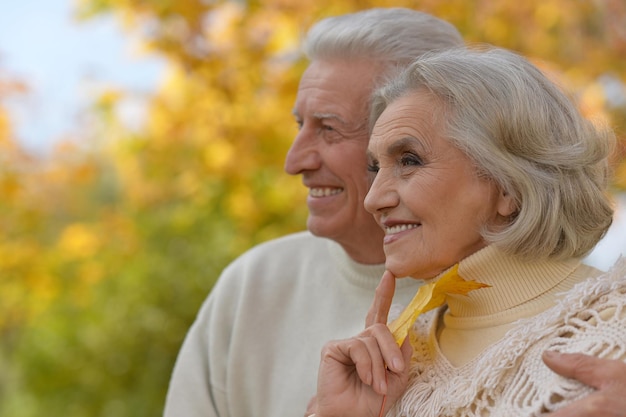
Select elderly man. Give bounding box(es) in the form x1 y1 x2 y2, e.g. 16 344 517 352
164 8 626 417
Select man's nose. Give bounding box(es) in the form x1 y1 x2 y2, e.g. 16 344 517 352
284 128 322 175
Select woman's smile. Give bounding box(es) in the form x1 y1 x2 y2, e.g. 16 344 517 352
383 222 421 244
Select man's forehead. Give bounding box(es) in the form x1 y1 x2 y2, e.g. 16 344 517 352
297 60 378 98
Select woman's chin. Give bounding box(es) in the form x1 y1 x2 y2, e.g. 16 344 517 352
385 264 424 280
385 262 443 281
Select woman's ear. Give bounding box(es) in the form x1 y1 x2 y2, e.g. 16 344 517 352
496 188 517 218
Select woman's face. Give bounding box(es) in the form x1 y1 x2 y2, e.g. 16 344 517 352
364 90 513 280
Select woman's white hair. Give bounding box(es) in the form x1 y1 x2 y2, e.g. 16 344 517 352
371 46 615 261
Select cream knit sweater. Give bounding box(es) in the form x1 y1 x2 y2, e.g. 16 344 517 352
389 246 626 417
164 231 423 417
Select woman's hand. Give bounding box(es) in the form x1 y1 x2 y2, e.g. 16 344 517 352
313 271 412 417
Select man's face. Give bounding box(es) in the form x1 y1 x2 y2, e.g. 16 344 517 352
285 59 386 264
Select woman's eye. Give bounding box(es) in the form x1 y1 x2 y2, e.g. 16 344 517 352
367 161 379 173
400 153 423 167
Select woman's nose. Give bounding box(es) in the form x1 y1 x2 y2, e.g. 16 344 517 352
364 171 398 215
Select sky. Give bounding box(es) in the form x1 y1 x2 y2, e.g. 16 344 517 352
0 0 165 152
0 1 624 269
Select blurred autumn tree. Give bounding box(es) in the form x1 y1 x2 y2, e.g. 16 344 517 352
0 0 624 416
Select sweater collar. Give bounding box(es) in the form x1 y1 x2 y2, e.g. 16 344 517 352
446 246 581 317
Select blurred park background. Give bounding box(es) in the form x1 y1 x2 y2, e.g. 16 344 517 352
0 0 625 416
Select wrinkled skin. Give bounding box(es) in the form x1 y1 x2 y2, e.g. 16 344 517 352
543 351 626 417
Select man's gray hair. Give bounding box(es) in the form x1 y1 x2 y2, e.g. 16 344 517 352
303 8 464 72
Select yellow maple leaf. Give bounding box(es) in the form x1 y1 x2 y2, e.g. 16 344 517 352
388 264 490 346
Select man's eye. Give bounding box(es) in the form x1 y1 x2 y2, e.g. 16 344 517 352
321 124 345 144
295 120 303 130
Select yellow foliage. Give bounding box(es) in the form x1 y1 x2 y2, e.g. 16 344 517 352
248 10 300 54
227 184 261 227
79 261 105 285
57 223 101 259
0 173 21 201
25 271 59 318
176 170 202 198
534 3 561 28
101 89 122 105
204 2 245 51
483 17 508 41
265 174 307 212
0 109 11 141
579 82 608 119
615 161 626 190
203 139 235 172
0 241 38 270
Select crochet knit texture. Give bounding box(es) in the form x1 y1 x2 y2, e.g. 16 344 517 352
389 257 626 417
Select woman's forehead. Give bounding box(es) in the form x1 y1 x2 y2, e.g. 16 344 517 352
369 92 443 148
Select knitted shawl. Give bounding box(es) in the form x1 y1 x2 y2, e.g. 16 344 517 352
390 256 626 417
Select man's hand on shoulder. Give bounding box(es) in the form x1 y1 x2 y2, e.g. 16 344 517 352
543 351 626 417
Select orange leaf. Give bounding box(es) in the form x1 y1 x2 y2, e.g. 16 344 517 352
388 264 490 346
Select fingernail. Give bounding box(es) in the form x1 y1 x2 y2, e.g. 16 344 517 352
392 357 403 371
379 379 387 394
544 350 556 358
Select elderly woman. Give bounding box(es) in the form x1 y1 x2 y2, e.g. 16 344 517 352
309 46 625 417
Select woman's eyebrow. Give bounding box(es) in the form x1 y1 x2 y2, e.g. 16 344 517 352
386 136 425 155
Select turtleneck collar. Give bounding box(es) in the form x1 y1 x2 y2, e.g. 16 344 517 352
446 245 581 317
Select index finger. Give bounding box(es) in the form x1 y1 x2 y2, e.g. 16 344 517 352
365 270 396 328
